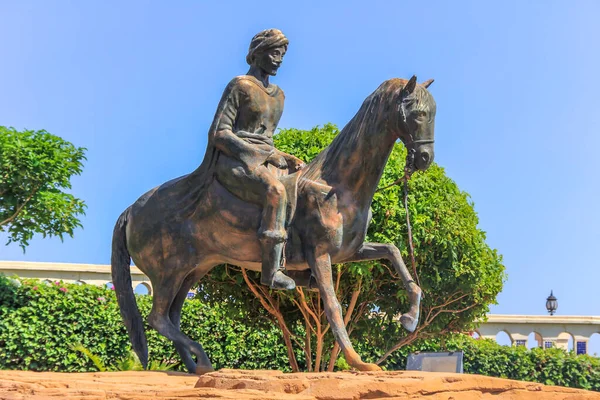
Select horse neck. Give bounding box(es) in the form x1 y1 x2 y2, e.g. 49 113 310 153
308 110 397 206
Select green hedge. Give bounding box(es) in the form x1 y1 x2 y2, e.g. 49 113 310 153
364 335 600 391
2 276 600 392
0 275 292 372
461 337 600 391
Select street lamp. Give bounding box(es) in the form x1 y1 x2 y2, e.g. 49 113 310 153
546 290 558 316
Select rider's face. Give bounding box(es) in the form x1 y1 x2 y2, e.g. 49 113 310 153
256 46 286 76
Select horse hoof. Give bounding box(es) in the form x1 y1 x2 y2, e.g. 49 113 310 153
356 362 382 372
195 365 215 375
400 313 418 332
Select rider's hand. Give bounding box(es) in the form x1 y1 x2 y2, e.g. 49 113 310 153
289 156 306 171
293 161 306 171
267 154 288 169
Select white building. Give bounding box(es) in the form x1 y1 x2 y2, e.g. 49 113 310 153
475 314 600 355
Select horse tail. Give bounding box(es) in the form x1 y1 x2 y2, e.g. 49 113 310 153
111 208 148 368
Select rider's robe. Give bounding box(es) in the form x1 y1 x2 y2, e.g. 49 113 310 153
205 74 285 172
153 75 285 221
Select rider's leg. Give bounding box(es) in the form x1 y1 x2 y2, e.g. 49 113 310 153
256 167 286 238
214 156 295 290
254 167 295 290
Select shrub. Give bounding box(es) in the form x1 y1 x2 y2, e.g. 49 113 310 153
2 275 599 392
0 275 291 372
378 334 600 391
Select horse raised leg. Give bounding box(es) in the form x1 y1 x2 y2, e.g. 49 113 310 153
168 268 210 373
345 242 421 332
307 250 381 371
146 262 214 374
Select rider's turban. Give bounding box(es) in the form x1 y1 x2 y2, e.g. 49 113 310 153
246 29 289 65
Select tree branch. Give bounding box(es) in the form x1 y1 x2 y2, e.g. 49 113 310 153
376 329 420 364
0 186 39 227
297 288 321 328
241 268 299 372
297 288 324 371
334 264 343 295
375 290 477 365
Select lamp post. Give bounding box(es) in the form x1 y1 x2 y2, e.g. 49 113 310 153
546 290 558 316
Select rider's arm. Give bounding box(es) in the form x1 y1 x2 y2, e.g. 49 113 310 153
271 149 306 171
210 80 273 170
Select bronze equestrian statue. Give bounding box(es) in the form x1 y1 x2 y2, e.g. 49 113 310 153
112 28 437 374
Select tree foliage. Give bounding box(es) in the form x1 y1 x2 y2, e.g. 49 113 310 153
0 126 87 249
202 123 506 371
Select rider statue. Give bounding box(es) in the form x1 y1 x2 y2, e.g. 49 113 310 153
204 29 304 290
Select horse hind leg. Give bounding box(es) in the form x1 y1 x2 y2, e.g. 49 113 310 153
168 268 211 374
147 265 213 374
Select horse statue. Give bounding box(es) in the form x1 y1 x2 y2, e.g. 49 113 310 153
111 75 436 374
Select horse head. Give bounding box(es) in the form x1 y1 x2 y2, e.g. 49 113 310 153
394 76 436 173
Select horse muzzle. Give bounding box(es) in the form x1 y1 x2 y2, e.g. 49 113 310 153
413 143 434 171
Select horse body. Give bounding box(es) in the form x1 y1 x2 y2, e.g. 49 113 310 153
112 76 436 374
125 175 369 274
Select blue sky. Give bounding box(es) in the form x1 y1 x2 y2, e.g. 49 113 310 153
1 1 599 322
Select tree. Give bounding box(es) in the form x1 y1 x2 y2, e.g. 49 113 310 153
202 124 506 371
0 126 87 250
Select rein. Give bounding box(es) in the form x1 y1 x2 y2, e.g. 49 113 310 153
400 150 420 288
376 142 426 288
402 161 420 288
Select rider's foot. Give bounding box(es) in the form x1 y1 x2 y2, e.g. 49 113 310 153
259 234 294 290
268 271 296 290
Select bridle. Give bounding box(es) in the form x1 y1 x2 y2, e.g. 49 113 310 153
378 105 435 291
397 91 434 175
404 138 435 176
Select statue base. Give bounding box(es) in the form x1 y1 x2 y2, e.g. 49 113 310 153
1 368 599 399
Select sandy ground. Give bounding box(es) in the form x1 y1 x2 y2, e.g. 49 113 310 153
1 368 599 399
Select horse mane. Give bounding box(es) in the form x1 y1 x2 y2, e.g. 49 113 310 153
299 78 408 186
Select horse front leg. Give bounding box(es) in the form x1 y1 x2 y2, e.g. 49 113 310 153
345 242 422 332
307 250 381 371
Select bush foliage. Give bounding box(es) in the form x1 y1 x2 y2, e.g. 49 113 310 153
0 275 291 372
2 276 600 391
377 335 600 392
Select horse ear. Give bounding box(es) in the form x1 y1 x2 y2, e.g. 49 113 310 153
422 79 434 88
403 75 417 95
